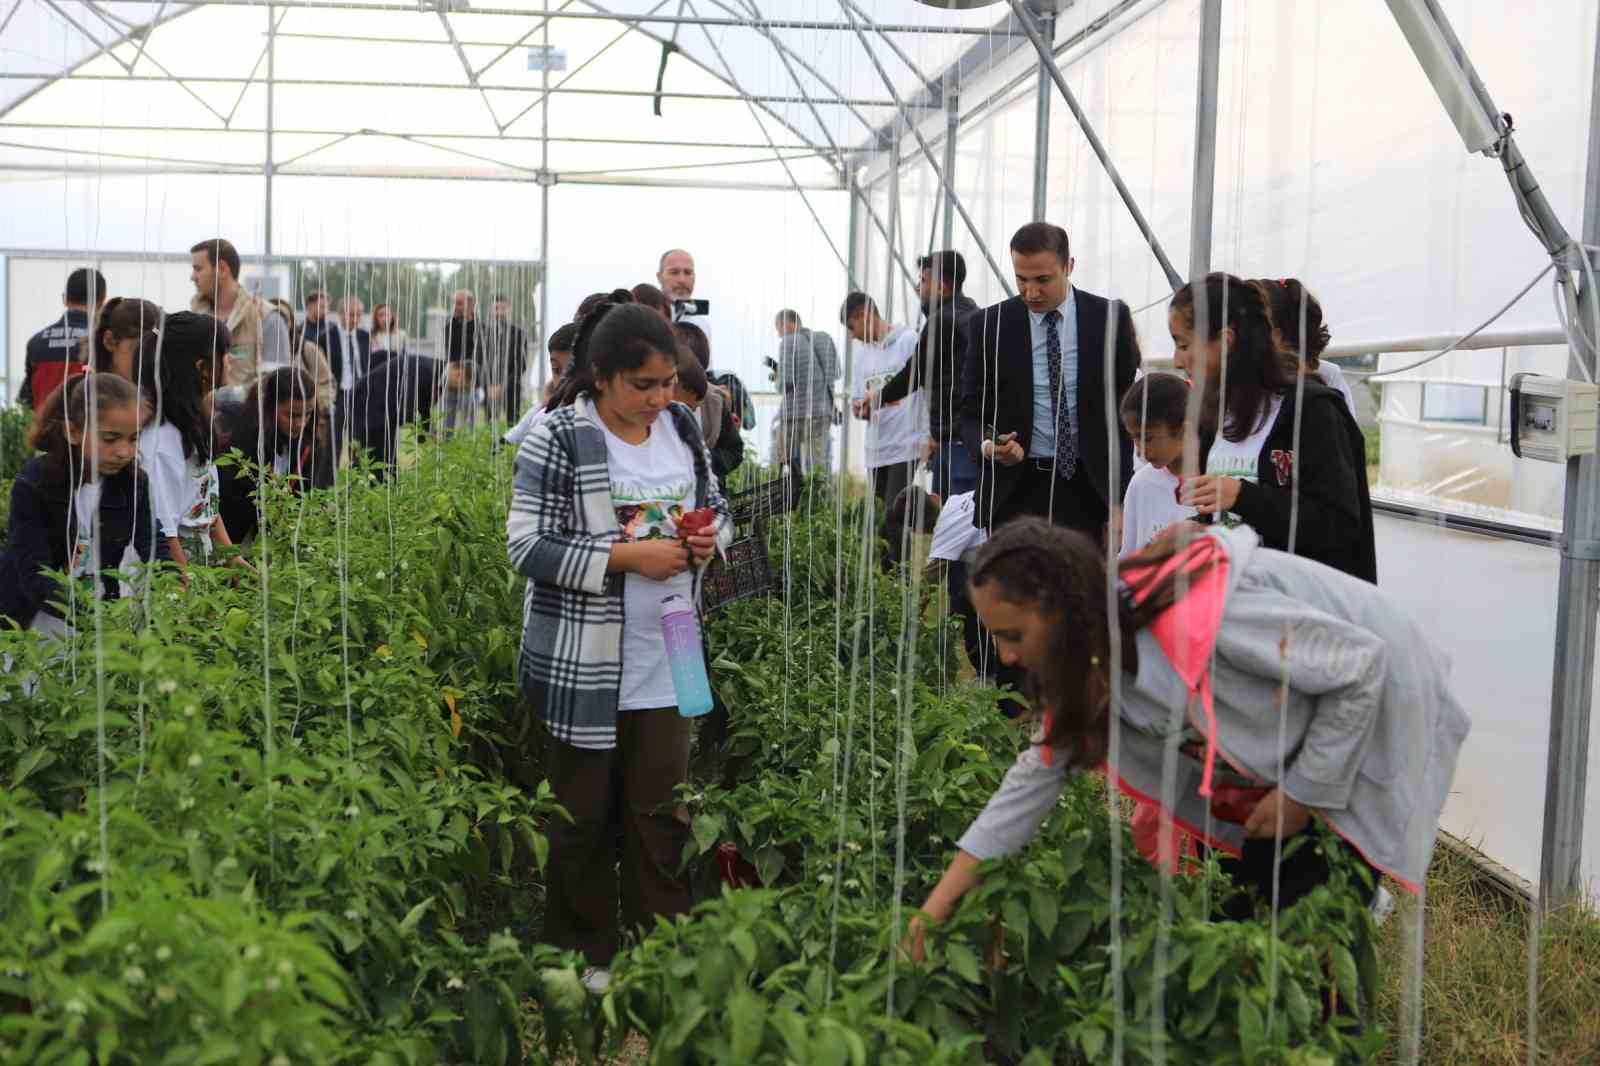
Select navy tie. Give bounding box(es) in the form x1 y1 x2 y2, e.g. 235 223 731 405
1043 308 1077 479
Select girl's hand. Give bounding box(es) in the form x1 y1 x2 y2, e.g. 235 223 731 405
1180 475 1241 515
625 539 692 581
1243 788 1312 839
902 914 932 963
685 532 718 565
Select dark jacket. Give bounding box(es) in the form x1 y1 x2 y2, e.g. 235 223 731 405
445 316 482 367
484 319 529 418
879 292 979 440
217 409 337 544
20 309 92 412
349 355 444 467
0 455 170 627
324 326 371 388
1204 378 1377 583
709 403 744 483
959 289 1141 528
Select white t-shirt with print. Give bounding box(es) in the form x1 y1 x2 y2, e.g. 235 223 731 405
929 491 987 563
71 481 102 579
1119 466 1198 556
1204 395 1284 529
602 416 698 712
850 327 924 470
139 422 218 543
504 402 548 448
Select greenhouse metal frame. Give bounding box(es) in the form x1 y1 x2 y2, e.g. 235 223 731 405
5 0 1600 913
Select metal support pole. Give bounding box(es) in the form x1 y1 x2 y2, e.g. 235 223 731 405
1030 8 1053 222
1189 0 1221 280
536 13 550 390
264 3 275 258
1539 9 1600 912
942 84 958 248
1006 0 1182 289
884 129 900 321
841 164 859 478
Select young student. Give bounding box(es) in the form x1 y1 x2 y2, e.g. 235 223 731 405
673 352 710 411
907 519 1468 958
504 322 576 448
0 374 170 632
1256 278 1356 417
890 485 991 679
1118 372 1199 556
844 292 922 568
217 367 336 546
135 313 240 567
90 297 163 380
1171 274 1375 582
507 302 732 995
673 320 743 482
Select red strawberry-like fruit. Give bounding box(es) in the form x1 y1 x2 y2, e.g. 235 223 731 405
678 508 717 536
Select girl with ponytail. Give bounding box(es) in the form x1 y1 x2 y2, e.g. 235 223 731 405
907 518 1468 969
506 301 732 990
1170 273 1375 582
135 312 243 567
0 373 169 631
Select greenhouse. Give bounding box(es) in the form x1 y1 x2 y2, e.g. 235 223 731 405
2 0 1599 1061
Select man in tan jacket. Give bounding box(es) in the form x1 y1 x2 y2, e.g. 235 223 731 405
189 237 288 387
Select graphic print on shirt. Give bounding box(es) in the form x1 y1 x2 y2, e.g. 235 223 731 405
613 475 694 542
1205 396 1284 529
183 464 221 529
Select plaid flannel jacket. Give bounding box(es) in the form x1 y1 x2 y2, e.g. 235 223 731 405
507 395 732 750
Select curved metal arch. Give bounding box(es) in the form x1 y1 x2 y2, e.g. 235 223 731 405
0 0 843 164
0 1 202 123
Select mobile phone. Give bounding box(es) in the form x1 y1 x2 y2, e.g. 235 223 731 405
984 424 1014 445
673 298 710 318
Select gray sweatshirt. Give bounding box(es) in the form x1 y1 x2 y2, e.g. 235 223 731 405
956 525 1470 892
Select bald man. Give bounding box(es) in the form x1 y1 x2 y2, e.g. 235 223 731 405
657 248 714 343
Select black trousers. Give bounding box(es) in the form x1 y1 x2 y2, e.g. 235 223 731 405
988 462 1108 715
870 462 912 569
1211 832 1379 922
946 559 988 680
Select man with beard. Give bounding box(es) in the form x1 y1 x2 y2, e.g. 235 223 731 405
868 250 980 498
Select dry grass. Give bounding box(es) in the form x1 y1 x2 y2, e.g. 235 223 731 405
1376 847 1600 1064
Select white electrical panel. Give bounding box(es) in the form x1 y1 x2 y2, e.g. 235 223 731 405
1509 373 1598 463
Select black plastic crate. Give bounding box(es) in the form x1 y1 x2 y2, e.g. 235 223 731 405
727 476 791 533
702 535 774 613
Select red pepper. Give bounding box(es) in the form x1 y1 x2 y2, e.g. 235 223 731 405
678 508 717 536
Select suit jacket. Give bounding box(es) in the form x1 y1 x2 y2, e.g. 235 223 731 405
325 326 371 387
959 289 1140 527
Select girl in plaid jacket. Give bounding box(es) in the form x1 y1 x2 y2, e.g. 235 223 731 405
507 302 731 989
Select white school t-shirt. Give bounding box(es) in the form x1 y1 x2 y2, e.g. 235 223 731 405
851 327 924 470
602 417 698 712
929 491 987 564
139 422 218 543
504 402 548 448
1315 361 1358 418
1119 466 1198 556
1204 395 1284 529
70 481 102 579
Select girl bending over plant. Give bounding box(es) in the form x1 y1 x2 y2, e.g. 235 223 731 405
507 301 732 994
0 374 170 633
908 518 1468 958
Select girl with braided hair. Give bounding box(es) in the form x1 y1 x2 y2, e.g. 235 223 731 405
906 517 1467 957
1172 273 1375 582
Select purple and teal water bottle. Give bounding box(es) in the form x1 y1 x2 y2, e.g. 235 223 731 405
659 594 713 717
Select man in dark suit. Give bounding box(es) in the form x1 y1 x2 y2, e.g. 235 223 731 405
960 222 1140 540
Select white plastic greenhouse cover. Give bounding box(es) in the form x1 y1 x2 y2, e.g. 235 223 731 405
8 0 1600 899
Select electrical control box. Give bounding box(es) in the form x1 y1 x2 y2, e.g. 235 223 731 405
1509 373 1599 463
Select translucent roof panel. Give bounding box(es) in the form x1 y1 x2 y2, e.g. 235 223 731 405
0 0 1011 185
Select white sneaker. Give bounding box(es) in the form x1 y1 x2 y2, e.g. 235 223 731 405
581 966 611 996
1371 885 1396 927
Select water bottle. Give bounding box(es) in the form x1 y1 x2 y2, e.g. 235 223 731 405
659 594 714 717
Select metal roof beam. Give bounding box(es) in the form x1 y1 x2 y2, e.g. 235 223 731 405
0 160 842 190
0 120 820 150
0 70 920 108
79 0 1004 35
471 0 573 79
